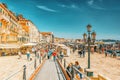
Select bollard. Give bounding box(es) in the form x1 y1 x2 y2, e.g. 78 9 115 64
71 65 74 80
23 65 26 80
39 56 41 64
64 59 66 68
61 58 62 63
34 57 36 69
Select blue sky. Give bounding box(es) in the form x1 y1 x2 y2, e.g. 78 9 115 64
1 0 120 40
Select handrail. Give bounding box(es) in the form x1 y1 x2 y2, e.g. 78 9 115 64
55 60 66 80
73 66 91 80
29 53 47 80
57 55 90 80
3 68 23 80
3 53 46 80
57 59 71 80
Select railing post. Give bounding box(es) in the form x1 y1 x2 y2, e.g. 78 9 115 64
71 66 74 80
39 56 41 64
23 65 26 80
34 57 36 69
61 58 62 63
64 59 66 68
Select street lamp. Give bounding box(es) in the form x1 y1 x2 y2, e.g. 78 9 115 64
84 24 96 77
87 24 92 69
91 31 96 45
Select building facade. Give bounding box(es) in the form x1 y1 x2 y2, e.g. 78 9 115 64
40 32 54 43
17 15 29 43
0 3 19 44
28 21 39 43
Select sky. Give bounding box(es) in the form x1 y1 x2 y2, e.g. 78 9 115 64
1 0 120 40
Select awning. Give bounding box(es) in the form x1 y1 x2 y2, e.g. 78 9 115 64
22 42 38 46
0 44 21 49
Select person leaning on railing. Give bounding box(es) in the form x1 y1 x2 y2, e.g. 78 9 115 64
74 61 83 79
66 63 73 78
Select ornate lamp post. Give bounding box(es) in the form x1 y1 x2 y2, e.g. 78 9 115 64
91 31 96 45
84 24 96 77
87 24 92 69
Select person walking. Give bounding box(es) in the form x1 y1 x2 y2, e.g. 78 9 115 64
102 47 105 54
37 49 40 59
78 49 82 57
26 50 30 61
91 47 94 54
60 50 64 60
52 50 57 61
18 51 22 59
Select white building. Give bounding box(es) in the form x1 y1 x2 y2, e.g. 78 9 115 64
28 21 39 43
40 32 53 43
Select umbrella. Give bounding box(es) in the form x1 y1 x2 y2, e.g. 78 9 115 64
23 42 37 46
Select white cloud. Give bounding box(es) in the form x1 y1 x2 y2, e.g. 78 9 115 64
60 4 67 8
59 4 78 9
91 5 105 10
71 4 78 8
87 0 105 10
88 0 94 5
37 5 57 12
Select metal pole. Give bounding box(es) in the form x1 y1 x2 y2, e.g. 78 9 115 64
23 65 26 80
88 31 91 69
34 57 36 69
71 65 74 80
39 56 41 64
61 58 62 63
64 59 66 68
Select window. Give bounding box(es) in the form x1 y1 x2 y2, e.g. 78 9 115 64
0 22 2 27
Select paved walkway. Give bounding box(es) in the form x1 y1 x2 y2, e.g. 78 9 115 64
0 54 41 80
35 59 65 80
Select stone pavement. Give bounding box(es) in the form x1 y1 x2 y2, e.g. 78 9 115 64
34 59 65 80
64 50 120 80
0 54 41 80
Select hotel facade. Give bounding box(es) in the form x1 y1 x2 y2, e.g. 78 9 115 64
0 3 40 45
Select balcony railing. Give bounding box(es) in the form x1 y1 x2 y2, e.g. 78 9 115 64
0 14 10 22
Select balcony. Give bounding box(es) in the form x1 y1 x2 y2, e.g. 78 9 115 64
0 14 10 22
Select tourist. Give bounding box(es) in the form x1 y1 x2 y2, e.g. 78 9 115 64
112 49 117 58
91 47 94 54
83 49 85 57
94 46 97 52
74 61 83 79
102 47 105 54
60 50 64 60
105 48 108 57
82 46 86 57
99 45 102 54
48 49 52 59
37 49 40 59
66 63 73 77
52 50 57 61
78 49 82 57
18 51 22 59
26 50 30 61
